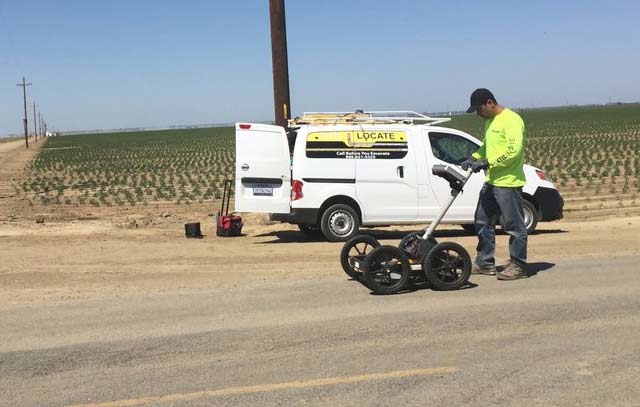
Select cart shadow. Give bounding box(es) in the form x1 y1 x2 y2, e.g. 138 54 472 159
366 281 479 296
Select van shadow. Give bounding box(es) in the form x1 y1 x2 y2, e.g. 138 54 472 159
254 227 567 244
254 227 466 244
485 229 568 236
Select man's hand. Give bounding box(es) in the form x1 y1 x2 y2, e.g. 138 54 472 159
461 157 476 171
471 160 488 173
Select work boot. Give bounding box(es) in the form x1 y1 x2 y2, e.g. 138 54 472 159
497 260 528 280
471 263 497 275
496 258 512 272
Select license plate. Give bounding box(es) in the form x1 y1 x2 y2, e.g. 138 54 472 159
253 185 273 196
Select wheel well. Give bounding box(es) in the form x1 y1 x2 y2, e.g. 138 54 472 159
318 196 362 224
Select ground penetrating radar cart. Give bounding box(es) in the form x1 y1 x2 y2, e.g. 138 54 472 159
340 164 473 295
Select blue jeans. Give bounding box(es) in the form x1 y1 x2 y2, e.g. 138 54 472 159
474 183 528 267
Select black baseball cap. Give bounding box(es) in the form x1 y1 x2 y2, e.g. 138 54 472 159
466 88 496 113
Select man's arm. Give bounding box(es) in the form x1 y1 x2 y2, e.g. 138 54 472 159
471 143 486 161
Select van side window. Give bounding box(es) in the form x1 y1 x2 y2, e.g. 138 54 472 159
428 132 479 165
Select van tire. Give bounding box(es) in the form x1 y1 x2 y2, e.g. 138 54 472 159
499 199 538 235
521 200 538 235
320 204 360 242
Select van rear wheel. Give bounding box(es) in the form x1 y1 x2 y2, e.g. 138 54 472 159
320 204 360 242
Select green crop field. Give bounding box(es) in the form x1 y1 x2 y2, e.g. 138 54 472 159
18 104 640 213
21 127 234 207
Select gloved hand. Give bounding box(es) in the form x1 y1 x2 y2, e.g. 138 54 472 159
460 157 476 171
471 160 488 173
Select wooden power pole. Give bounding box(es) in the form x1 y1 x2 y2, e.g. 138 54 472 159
33 101 38 142
269 0 291 128
16 77 32 148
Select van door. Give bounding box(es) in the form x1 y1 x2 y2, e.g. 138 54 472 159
425 130 484 220
355 127 418 222
235 123 291 213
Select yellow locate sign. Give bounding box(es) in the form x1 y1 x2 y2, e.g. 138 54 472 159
307 131 407 147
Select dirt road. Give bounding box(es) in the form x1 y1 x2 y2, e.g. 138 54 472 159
1 217 639 406
1 214 638 305
0 136 40 204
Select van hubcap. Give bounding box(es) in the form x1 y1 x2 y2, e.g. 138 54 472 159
329 211 354 236
523 207 533 230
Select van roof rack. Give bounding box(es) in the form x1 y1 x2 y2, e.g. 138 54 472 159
289 111 452 126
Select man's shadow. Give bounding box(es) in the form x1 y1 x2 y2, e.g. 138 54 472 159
526 261 555 277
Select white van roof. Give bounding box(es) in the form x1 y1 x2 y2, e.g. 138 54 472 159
289 111 452 127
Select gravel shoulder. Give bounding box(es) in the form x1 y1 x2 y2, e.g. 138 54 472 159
1 214 638 306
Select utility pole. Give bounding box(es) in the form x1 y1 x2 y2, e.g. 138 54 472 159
39 112 43 138
16 77 32 148
269 0 291 128
33 101 38 142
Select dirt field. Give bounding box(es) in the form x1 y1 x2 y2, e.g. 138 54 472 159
1 139 639 307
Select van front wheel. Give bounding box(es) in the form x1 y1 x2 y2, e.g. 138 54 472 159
320 204 360 242
499 199 539 235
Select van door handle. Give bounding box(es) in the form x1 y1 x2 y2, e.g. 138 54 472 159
397 166 404 178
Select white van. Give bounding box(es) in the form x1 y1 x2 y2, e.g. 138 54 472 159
235 111 563 242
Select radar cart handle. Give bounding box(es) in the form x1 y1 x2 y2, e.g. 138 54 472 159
422 165 473 240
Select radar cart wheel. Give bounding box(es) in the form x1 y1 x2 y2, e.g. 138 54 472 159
362 245 410 295
340 235 381 281
423 242 471 291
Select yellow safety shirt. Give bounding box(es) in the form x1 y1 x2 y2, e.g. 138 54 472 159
472 108 526 187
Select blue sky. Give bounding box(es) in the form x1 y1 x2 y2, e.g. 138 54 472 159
1 0 639 135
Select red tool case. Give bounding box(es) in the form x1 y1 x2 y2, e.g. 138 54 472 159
216 180 243 237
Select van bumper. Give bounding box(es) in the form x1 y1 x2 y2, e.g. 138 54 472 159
270 208 319 225
533 187 564 221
